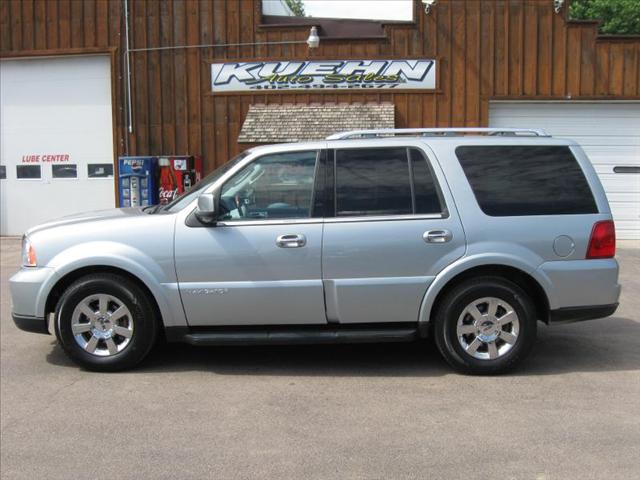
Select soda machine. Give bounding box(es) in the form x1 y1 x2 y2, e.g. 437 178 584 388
118 157 158 207
158 156 203 205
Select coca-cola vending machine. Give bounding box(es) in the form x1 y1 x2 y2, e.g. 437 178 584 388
158 156 202 205
118 157 158 207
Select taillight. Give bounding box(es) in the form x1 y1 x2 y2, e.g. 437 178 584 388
586 220 616 259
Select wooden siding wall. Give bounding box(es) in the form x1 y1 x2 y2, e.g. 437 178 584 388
1 0 639 173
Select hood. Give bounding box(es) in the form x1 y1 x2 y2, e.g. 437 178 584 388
25 207 148 236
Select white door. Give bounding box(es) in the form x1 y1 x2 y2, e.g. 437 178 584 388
0 55 116 236
489 101 640 240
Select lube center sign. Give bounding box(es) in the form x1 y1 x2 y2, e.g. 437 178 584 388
210 59 436 93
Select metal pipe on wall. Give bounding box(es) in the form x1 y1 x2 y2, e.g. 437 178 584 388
123 0 133 136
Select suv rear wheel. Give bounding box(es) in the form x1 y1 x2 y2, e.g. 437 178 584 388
54 273 158 371
434 276 537 375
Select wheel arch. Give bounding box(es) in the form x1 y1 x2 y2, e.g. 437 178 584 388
419 261 551 333
44 266 164 328
36 241 188 329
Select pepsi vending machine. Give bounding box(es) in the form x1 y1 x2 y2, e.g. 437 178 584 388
118 157 158 207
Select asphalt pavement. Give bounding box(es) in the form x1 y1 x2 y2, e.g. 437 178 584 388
1 236 639 480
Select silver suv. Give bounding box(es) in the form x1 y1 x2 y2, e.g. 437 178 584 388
10 128 620 374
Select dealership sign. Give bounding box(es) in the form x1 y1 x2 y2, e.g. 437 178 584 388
210 59 436 93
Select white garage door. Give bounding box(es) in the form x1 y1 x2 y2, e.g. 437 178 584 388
0 55 116 236
489 101 640 240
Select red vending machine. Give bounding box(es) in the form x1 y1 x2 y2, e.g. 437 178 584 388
157 156 203 205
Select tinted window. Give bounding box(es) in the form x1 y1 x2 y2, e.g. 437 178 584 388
410 148 444 214
88 163 114 178
456 146 597 216
336 148 412 216
16 165 41 179
52 164 77 178
219 151 318 221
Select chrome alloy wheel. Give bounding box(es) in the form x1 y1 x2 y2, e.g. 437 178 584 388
70 294 134 357
456 297 520 360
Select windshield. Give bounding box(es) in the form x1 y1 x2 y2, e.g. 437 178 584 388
161 151 250 213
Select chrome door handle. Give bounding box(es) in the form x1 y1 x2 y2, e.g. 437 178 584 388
423 229 452 243
276 234 307 248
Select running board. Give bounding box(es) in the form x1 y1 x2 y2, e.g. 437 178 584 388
166 325 419 346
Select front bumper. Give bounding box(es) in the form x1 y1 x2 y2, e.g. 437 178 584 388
9 266 58 320
12 313 49 334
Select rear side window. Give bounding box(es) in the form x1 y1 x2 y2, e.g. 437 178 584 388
335 147 444 217
456 146 597 216
410 149 446 215
336 148 411 216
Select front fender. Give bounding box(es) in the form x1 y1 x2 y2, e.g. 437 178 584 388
37 241 187 328
417 252 555 325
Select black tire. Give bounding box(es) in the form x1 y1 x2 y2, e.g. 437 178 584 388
54 273 158 372
433 276 537 375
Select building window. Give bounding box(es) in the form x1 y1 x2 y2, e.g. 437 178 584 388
88 163 114 178
262 0 413 22
52 164 78 179
260 0 415 40
0 165 5 180
16 165 41 179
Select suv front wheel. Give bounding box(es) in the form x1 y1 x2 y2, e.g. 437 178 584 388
54 273 158 371
434 276 537 375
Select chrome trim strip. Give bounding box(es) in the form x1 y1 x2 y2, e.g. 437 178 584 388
327 128 550 140
216 213 445 227
217 218 324 227
325 213 445 223
179 279 322 289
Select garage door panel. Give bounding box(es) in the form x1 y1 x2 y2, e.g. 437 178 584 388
597 173 640 192
490 102 640 239
610 203 640 217
489 120 640 135
613 221 639 240
591 158 640 169
490 102 640 118
584 145 640 161
1 129 114 157
490 114 640 126
1 56 115 236
605 192 640 204
1 106 114 133
594 163 640 174
561 136 640 147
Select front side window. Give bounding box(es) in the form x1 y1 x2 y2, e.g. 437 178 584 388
219 150 318 221
335 147 444 217
456 146 598 216
164 151 250 213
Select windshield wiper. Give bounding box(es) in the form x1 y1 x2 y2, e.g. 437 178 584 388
143 204 163 214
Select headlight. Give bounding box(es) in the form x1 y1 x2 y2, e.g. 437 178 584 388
21 236 37 267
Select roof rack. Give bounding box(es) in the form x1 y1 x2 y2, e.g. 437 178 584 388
326 128 550 140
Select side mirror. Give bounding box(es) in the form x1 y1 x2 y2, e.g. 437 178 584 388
195 191 217 225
